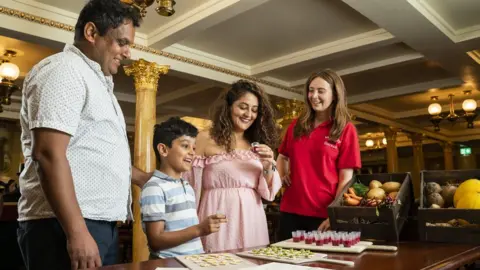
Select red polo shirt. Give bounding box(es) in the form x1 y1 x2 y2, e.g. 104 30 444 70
278 119 361 218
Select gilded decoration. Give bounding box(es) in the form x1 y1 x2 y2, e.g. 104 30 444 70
383 127 400 142
124 59 169 91
0 5 301 94
276 99 304 129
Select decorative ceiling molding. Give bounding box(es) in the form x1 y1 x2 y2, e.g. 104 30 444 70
0 5 301 95
289 52 424 87
147 0 271 49
348 77 463 105
251 29 396 76
349 107 449 141
408 0 480 43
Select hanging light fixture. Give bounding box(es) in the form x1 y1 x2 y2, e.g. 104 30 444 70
365 139 374 147
120 0 176 17
427 97 442 115
0 49 21 112
276 99 304 129
156 0 176 16
427 91 478 131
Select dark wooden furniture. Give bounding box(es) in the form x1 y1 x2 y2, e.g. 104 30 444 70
93 242 480 270
328 173 414 242
419 169 480 244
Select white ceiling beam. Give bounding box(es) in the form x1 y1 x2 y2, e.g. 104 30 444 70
352 104 393 119
157 83 214 106
251 29 396 76
347 77 463 105
289 52 424 87
405 0 480 45
131 48 301 100
342 0 480 85
163 44 251 75
148 0 271 50
349 107 448 141
261 77 292 88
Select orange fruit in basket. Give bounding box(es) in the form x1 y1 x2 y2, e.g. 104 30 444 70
453 179 480 207
456 192 480 209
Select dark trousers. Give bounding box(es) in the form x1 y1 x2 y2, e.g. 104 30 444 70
17 218 118 270
277 212 326 241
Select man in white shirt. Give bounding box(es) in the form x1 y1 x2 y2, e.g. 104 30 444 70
17 0 150 269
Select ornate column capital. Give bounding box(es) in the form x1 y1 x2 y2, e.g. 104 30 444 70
124 59 169 91
383 126 400 141
409 133 425 146
441 141 454 152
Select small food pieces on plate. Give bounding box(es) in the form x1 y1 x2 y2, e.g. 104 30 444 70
249 247 314 260
187 253 244 267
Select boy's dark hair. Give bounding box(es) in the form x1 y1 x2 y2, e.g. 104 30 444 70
74 0 142 42
153 117 198 161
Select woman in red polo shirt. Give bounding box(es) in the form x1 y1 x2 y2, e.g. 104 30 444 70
276 69 361 240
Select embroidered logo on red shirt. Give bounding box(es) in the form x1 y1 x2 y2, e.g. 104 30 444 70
324 136 341 149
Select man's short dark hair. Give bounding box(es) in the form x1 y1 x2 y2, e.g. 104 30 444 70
74 0 142 42
153 117 198 161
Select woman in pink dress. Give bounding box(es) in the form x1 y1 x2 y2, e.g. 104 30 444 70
184 80 282 252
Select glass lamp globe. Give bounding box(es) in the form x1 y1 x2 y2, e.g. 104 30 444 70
462 99 477 113
365 139 374 147
428 103 442 115
0 62 20 81
382 138 387 145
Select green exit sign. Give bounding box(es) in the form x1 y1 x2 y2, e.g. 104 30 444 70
460 147 472 156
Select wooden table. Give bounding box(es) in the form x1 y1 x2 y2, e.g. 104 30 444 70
93 242 480 270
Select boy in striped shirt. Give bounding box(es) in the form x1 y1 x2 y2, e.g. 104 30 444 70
141 117 227 258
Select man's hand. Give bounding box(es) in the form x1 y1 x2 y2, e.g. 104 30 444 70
132 167 153 188
67 230 102 270
197 214 227 236
318 218 330 232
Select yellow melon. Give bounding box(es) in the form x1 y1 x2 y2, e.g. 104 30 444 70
456 192 480 209
453 179 480 207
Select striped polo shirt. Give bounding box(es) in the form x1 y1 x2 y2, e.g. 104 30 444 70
140 170 204 258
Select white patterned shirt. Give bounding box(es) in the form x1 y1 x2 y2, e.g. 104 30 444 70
18 44 132 222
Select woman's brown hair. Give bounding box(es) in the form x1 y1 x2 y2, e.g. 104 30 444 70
293 69 350 141
209 80 279 152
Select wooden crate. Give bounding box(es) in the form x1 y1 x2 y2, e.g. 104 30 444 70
327 173 413 242
418 170 480 244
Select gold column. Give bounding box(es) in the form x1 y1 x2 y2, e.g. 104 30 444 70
441 141 454 170
124 59 169 262
410 133 425 199
383 127 399 173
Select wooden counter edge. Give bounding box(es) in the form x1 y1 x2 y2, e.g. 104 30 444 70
425 246 480 270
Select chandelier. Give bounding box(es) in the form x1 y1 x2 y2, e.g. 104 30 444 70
427 90 478 131
276 99 304 129
120 0 176 17
0 49 21 113
365 137 387 148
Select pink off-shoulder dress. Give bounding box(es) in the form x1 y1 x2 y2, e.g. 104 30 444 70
183 149 282 253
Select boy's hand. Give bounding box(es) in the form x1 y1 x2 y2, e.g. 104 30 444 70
197 214 227 236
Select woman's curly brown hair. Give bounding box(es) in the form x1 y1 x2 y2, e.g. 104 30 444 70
209 80 279 152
